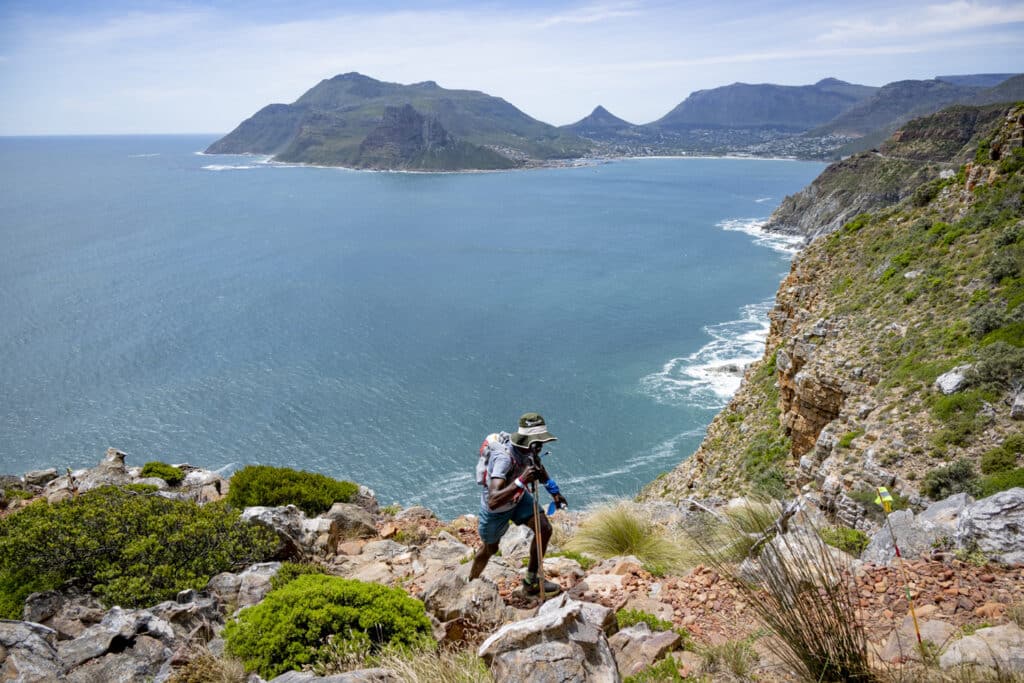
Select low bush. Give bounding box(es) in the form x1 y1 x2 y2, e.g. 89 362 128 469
227 465 358 516
980 446 1018 475
838 430 864 449
820 526 870 556
223 574 432 679
849 488 910 524
921 459 980 500
270 561 327 590
565 503 686 575
167 650 246 683
970 305 1005 338
979 468 1024 497
141 461 185 486
741 431 790 498
0 485 277 618
968 342 1024 392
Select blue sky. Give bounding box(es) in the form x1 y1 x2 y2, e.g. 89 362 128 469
1 0 1022 134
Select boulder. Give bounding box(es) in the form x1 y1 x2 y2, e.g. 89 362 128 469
499 525 534 564
393 505 435 522
269 670 401 682
76 449 132 492
479 597 620 683
421 574 509 625
0 620 63 682
939 623 1024 671
419 533 473 567
23 469 58 487
237 563 282 609
351 485 381 515
864 494 974 564
148 589 222 643
23 590 105 641
607 622 681 678
1012 393 1024 421
323 503 377 540
182 469 222 488
206 572 243 607
539 594 616 636
935 366 972 395
64 634 170 683
878 618 956 662
57 607 175 671
955 489 1024 565
360 540 410 561
242 506 306 559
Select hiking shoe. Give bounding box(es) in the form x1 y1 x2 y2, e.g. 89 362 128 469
523 577 561 596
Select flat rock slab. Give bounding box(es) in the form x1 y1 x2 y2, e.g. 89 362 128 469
940 623 1024 671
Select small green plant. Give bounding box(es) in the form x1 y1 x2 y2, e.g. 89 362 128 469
380 504 401 516
838 430 864 448
741 431 790 498
617 608 675 633
960 621 993 637
223 574 432 679
546 550 595 571
141 461 186 486
922 459 980 499
954 546 989 566
565 503 686 574
227 465 358 516
623 657 689 683
820 526 870 556
270 561 327 590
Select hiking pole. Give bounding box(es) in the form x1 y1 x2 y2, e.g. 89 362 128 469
876 486 924 660
531 481 546 602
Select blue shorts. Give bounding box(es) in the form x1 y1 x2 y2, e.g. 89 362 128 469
478 491 537 545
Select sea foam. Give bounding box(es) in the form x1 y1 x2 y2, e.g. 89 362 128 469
202 164 260 171
719 217 804 255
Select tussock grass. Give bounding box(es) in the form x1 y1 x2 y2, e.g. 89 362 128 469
564 503 687 574
167 650 247 683
374 647 493 683
700 638 759 679
693 504 880 683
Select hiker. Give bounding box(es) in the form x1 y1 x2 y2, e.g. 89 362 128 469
469 412 568 596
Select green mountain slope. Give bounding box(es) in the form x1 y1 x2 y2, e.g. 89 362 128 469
643 105 1024 527
207 73 591 169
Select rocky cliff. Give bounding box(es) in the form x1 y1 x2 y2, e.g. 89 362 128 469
644 104 1024 532
764 104 1012 240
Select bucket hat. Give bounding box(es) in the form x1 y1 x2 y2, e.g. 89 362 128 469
510 412 557 448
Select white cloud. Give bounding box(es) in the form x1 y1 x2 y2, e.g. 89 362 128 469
817 1 1024 43
536 2 642 28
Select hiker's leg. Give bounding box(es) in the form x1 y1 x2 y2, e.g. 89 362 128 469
469 542 499 580
526 512 552 576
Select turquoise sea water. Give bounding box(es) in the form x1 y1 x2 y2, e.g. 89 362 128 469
0 136 824 516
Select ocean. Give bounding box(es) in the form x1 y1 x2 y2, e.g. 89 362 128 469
0 136 825 517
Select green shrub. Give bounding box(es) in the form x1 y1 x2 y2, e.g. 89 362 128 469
820 526 870 556
987 250 1022 283
546 550 595 570
141 461 185 486
223 574 432 679
981 321 1024 347
227 465 358 516
842 214 872 234
741 432 790 497
970 304 1005 338
980 446 1018 475
617 608 675 633
848 488 910 523
921 459 980 500
623 657 688 683
270 561 327 591
979 468 1024 497
969 342 1024 391
0 485 277 618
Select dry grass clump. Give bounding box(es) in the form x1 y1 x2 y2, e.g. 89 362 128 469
693 503 880 683
375 646 493 683
564 503 687 574
167 650 247 683
700 638 760 679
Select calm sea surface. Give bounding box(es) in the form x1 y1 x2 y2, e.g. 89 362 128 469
0 136 824 516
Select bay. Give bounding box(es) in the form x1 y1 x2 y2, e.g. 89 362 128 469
0 136 824 517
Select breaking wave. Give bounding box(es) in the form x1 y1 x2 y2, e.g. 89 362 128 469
719 217 804 255
202 164 259 171
640 299 773 410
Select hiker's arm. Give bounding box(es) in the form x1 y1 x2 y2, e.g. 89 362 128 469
486 467 541 509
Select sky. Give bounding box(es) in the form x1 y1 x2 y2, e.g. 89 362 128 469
0 0 1022 135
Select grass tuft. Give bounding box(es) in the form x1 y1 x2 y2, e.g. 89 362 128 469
565 503 687 574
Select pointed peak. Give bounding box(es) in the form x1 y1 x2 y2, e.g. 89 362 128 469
591 105 611 116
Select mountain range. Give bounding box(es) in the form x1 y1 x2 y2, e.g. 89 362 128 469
208 72 1022 170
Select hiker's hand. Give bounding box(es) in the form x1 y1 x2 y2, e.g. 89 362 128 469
521 464 549 485
552 493 568 510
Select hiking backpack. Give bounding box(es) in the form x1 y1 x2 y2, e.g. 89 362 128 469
476 431 511 485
